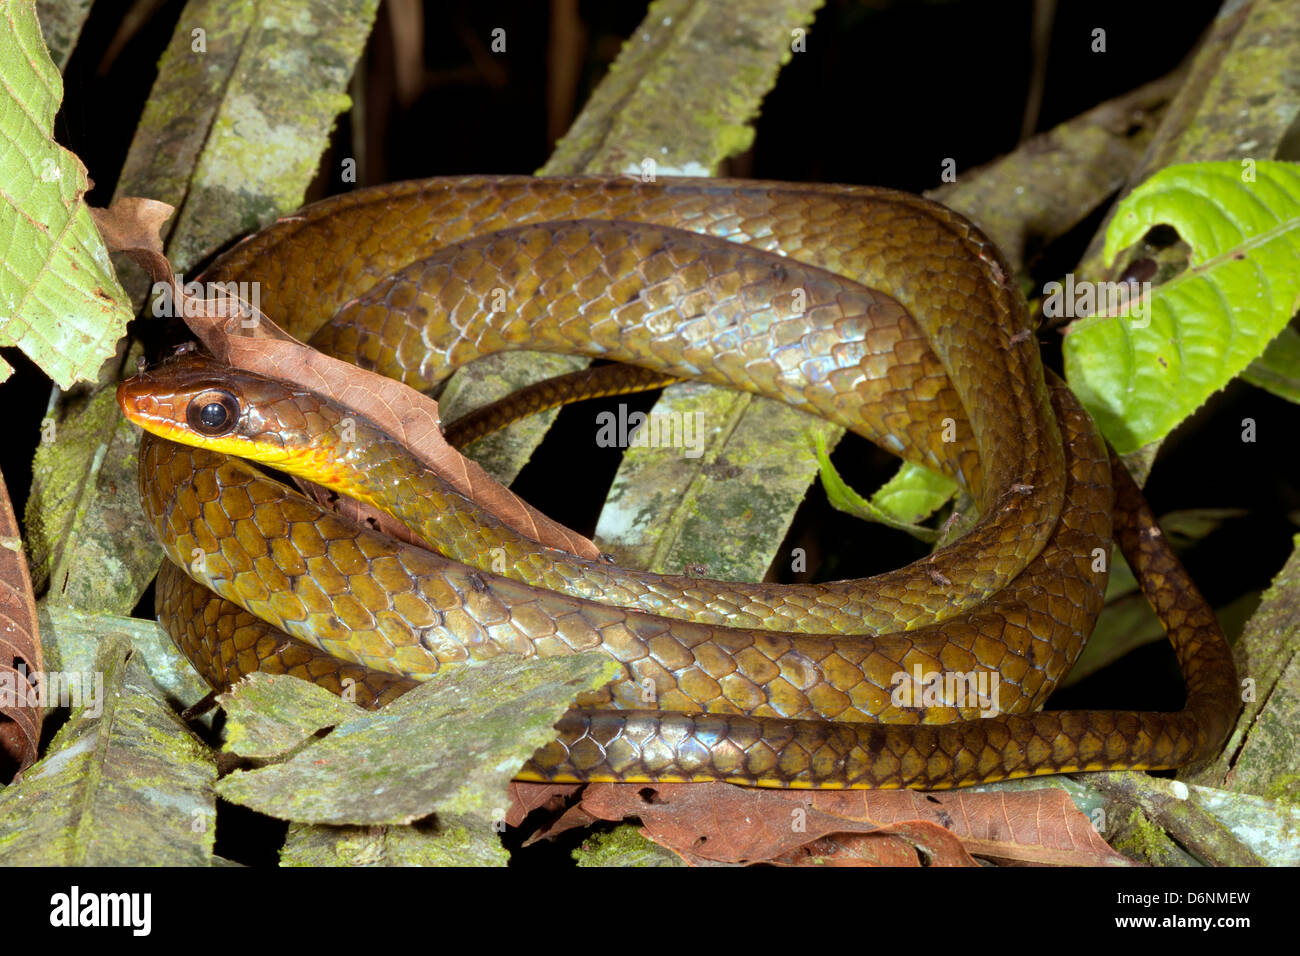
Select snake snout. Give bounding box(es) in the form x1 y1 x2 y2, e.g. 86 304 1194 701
116 378 173 427
115 379 142 420
116 379 149 419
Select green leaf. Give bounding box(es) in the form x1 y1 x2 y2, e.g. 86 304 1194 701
38 603 212 710
574 824 685 867
1190 533 1300 796
1063 161 1300 453
0 4 131 387
1187 784 1300 867
220 672 361 760
26 372 164 613
280 820 509 866
1242 325 1300 403
812 431 957 541
215 653 621 827
595 387 841 580
0 635 218 865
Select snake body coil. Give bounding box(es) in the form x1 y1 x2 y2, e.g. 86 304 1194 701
119 176 1237 788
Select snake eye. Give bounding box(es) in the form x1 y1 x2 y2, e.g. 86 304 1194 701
186 389 240 436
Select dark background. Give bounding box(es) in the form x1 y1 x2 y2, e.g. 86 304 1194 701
3 1 1291 849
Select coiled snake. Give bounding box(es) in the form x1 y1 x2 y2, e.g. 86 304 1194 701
118 176 1237 788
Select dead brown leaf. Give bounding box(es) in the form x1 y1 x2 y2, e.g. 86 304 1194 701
840 787 1135 866
769 822 979 867
573 781 1134 866
88 197 172 259
0 469 45 778
505 781 581 827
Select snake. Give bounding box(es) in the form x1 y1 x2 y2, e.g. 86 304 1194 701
117 176 1237 789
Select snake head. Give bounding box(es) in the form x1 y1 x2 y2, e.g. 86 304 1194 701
116 352 335 467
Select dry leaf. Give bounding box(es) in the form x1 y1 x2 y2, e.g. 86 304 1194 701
0 468 45 777
769 822 979 867
573 782 1133 866
505 781 581 828
87 197 172 258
